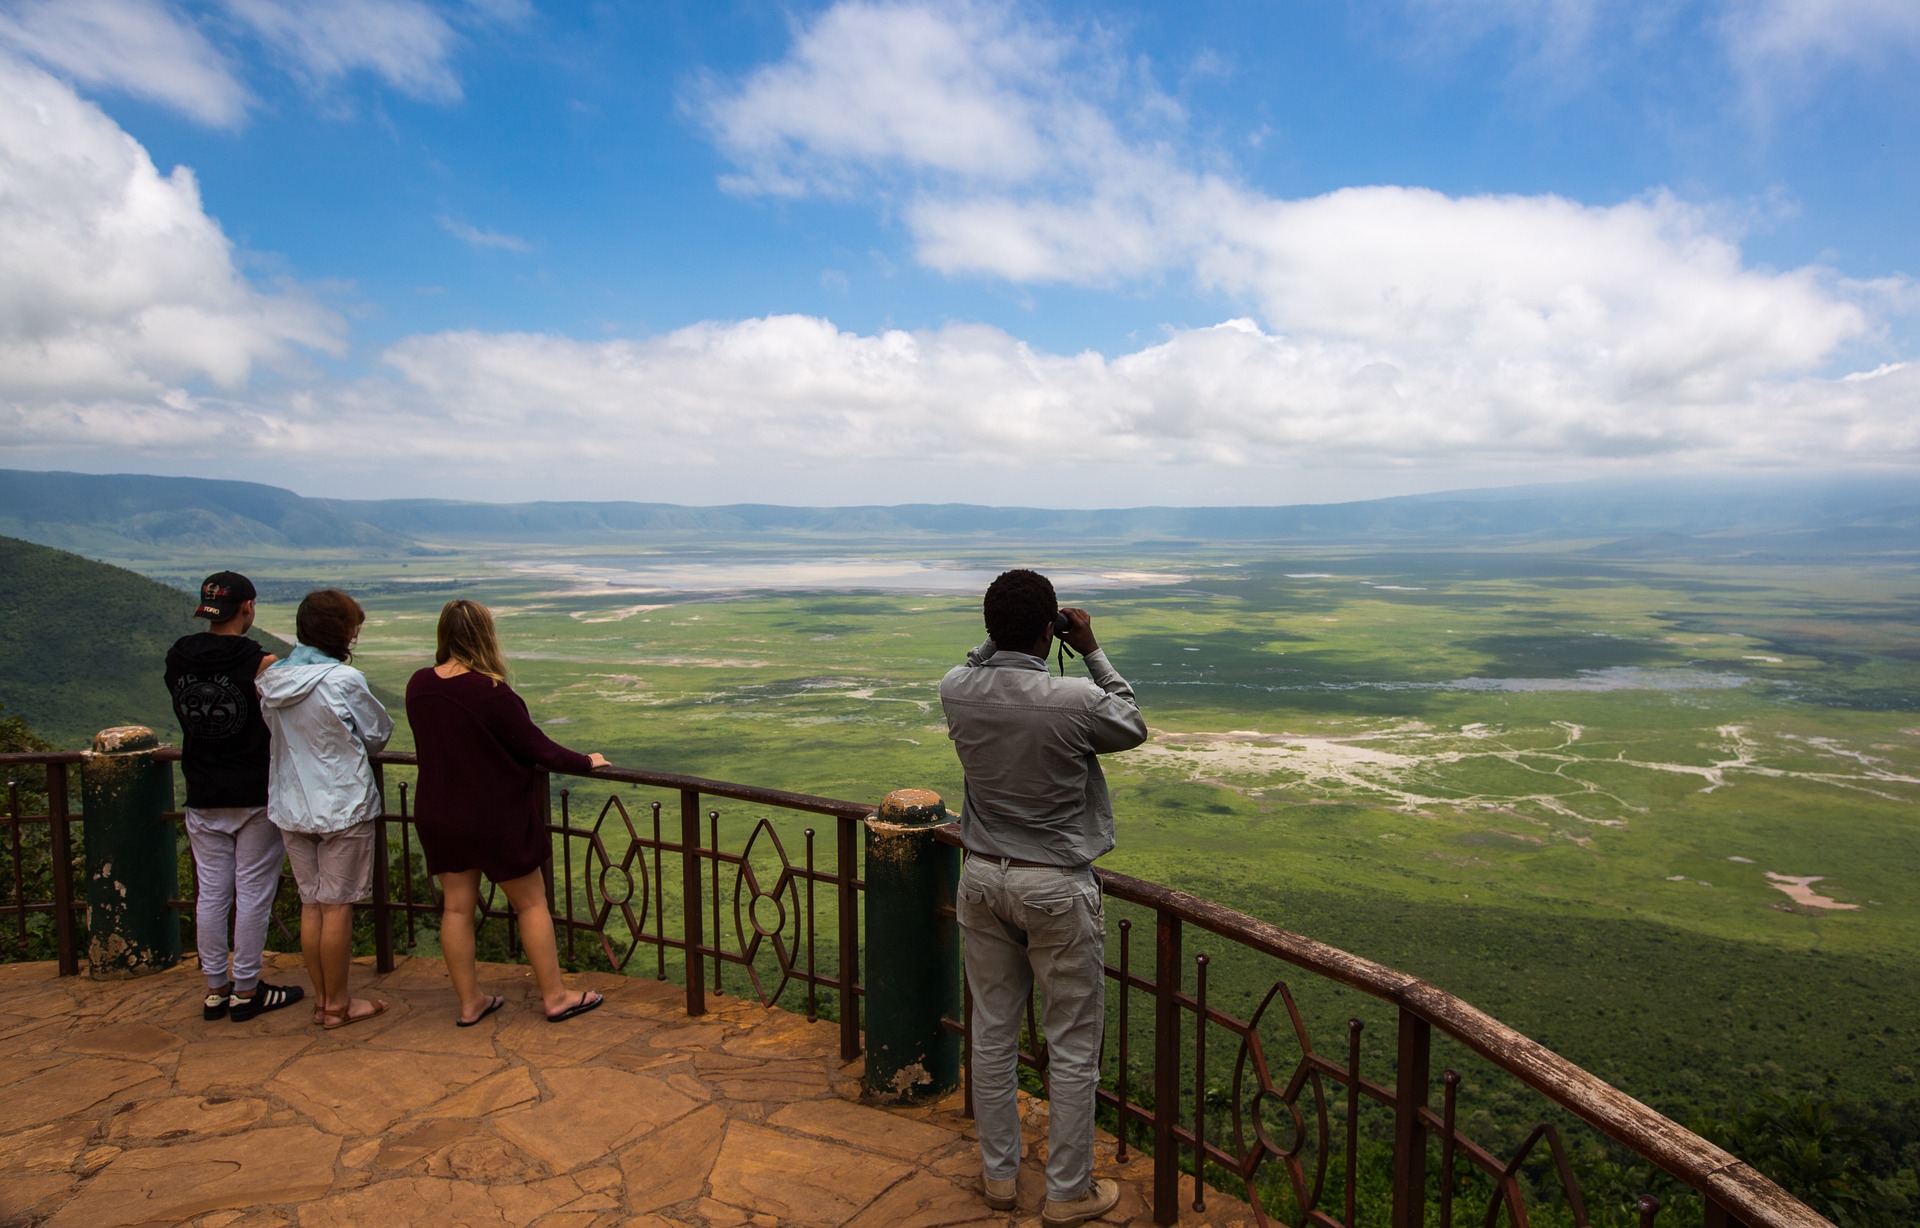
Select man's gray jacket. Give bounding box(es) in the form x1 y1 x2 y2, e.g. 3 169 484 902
939 640 1148 867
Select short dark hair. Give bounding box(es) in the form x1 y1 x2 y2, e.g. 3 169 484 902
296 590 365 662
983 569 1057 648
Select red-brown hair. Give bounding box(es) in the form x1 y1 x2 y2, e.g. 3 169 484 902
296 590 365 662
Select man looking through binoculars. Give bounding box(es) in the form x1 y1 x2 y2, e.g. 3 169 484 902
939 568 1148 1226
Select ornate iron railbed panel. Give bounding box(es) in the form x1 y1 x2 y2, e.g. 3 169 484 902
0 747 1829 1228
1 749 873 1057
359 753 873 1063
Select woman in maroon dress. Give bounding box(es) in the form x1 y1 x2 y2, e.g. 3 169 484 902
406 599 609 1025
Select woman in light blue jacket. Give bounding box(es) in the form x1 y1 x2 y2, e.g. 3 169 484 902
258 589 393 1029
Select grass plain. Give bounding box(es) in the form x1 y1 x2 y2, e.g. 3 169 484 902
174 537 1919 1108
79 531 1920 1219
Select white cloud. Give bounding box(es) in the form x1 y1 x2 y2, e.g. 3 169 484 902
702 1 1167 199
10 313 1913 502
1195 187 1864 392
0 0 521 126
1720 0 1920 100
221 0 468 103
1402 0 1610 67
703 1 1055 192
437 215 531 252
0 56 342 399
1402 0 1920 99
0 0 249 127
703 2 1887 415
1 0 1912 505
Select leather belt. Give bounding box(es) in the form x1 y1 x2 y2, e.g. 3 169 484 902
987 855 1077 870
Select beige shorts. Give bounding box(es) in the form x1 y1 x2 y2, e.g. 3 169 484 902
283 823 376 905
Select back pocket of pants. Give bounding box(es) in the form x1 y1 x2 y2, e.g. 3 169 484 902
1019 893 1084 940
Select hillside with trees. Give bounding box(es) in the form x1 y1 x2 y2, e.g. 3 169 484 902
0 536 293 747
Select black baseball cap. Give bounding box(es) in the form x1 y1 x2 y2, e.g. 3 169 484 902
194 571 257 621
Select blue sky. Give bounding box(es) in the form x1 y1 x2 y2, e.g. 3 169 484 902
1 0 1916 506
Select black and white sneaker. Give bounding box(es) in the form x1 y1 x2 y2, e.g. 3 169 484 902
229 981 305 1022
203 986 232 1021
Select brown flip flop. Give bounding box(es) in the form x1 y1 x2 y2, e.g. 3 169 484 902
320 999 389 1030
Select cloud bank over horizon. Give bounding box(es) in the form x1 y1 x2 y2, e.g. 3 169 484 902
0 0 1915 504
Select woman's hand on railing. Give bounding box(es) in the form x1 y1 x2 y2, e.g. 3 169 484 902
587 753 609 769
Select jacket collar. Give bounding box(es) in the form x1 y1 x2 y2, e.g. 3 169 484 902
984 650 1048 671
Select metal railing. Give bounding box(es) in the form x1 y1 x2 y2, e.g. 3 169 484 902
368 751 871 1064
938 845 1824 1228
1 746 1830 1228
1 750 80 975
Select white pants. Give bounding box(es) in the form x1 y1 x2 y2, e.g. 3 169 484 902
183 806 286 992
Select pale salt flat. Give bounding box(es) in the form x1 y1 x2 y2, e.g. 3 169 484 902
1157 667 1757 697
1435 668 1749 694
512 652 773 668
506 557 1190 594
1129 721 1919 828
569 603 671 622
1764 873 1862 911
1134 721 1629 822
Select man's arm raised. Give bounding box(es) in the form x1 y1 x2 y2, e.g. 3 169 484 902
1061 608 1147 753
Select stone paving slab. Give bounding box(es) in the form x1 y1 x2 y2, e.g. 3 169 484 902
0 956 1261 1227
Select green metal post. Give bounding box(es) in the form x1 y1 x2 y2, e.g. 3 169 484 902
81 726 179 979
862 788 961 1102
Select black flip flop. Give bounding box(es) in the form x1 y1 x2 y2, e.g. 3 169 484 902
545 990 604 1023
456 994 507 1027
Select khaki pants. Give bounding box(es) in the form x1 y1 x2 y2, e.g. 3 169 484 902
958 857 1107 1203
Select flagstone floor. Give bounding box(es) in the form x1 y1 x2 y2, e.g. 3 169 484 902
0 956 1258 1227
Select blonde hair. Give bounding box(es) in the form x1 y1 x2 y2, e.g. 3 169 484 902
435 599 509 685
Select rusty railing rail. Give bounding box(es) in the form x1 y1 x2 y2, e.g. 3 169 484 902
359 750 873 1063
1014 850 1824 1228
0 751 83 977
0 747 1830 1228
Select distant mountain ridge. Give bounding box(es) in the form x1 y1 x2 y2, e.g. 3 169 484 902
0 470 417 558
2 468 1916 556
322 475 1920 543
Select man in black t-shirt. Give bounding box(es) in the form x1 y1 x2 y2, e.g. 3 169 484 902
164 572 304 1022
